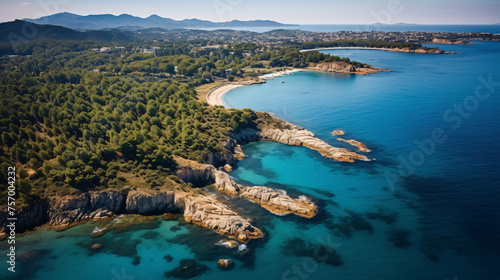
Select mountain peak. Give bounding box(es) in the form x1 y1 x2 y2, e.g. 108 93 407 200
24 12 295 30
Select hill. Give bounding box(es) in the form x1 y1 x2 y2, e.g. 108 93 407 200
25 12 296 30
0 20 133 43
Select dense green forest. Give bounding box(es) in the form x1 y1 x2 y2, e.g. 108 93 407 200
0 33 363 206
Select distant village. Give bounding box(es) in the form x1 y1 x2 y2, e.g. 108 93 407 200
90 29 500 52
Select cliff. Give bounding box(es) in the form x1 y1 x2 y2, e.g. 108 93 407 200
176 161 317 218
0 114 366 242
47 191 125 230
125 190 180 214
308 61 390 75
0 188 263 243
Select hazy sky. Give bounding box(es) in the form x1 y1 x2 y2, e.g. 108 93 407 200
1 0 499 24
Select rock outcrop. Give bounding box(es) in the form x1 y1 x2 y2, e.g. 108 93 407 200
217 259 234 270
223 164 233 172
308 61 391 75
176 162 318 218
213 169 241 196
240 186 317 218
388 47 455 54
336 138 371 153
184 195 263 242
431 38 472 45
230 117 368 162
331 130 345 136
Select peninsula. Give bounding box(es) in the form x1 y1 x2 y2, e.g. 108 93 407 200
0 20 467 243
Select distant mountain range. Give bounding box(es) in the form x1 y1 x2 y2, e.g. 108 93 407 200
24 12 296 30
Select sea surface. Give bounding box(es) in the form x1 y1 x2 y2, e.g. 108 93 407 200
1 34 500 280
223 41 500 279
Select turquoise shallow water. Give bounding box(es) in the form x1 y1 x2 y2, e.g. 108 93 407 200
2 41 499 279
223 41 500 278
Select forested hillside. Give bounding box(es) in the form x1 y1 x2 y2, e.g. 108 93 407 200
0 23 367 206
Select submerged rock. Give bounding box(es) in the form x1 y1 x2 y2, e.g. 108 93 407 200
140 230 160 240
163 254 174 262
330 210 374 237
217 259 234 270
215 239 239 249
419 235 442 262
132 255 141 266
90 225 109 238
365 209 398 225
110 215 160 233
89 243 103 250
17 249 51 263
281 237 342 267
164 259 209 279
163 213 177 220
170 225 182 232
389 229 412 248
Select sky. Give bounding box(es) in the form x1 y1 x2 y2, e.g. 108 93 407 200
1 0 499 24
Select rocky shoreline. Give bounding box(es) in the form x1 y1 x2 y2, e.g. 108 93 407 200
308 61 391 75
387 47 456 54
0 148 319 242
229 113 369 162
336 138 371 153
0 186 263 243
302 46 456 54
0 110 366 243
175 160 317 219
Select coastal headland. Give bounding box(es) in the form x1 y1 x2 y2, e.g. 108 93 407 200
300 46 456 54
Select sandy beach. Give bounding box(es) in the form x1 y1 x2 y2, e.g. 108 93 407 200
206 69 301 107
300 47 392 52
206 84 244 106
258 68 302 80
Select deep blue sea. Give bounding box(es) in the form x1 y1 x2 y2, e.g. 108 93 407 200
1 31 499 280
222 41 500 279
